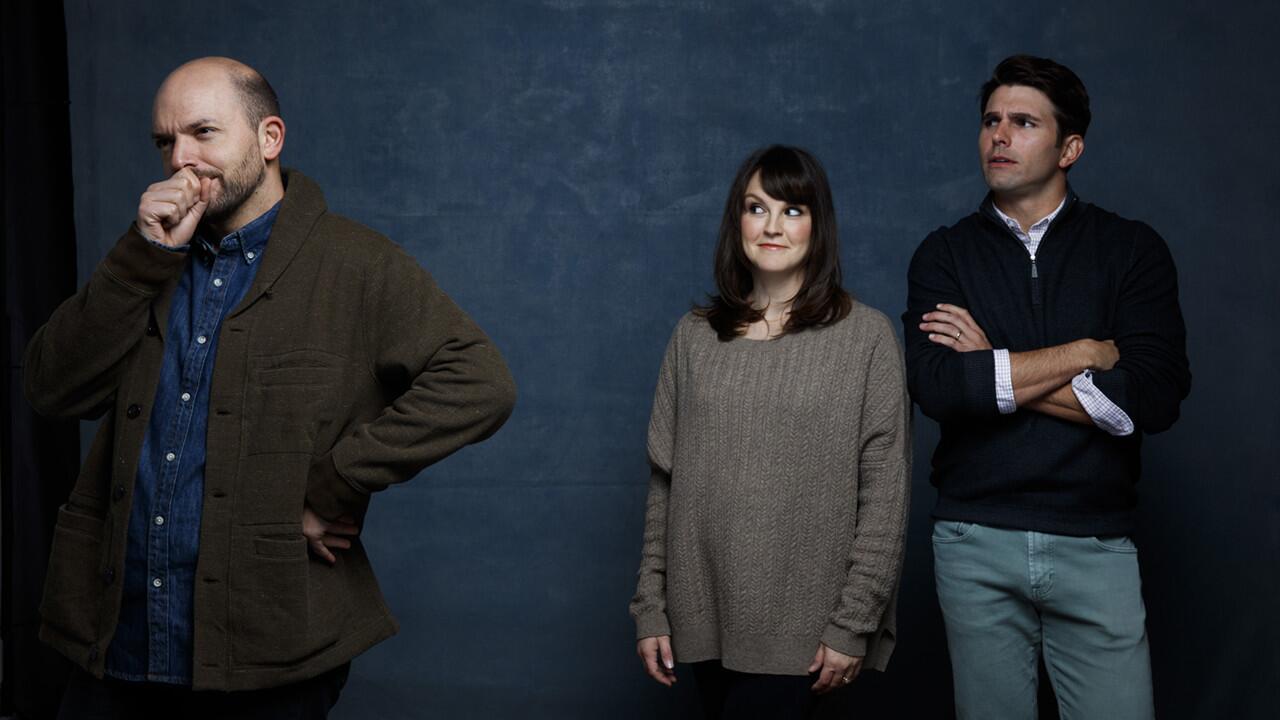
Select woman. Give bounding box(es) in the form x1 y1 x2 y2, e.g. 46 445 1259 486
630 145 911 718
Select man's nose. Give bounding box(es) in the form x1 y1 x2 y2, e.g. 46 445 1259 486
991 119 1010 146
169 136 199 173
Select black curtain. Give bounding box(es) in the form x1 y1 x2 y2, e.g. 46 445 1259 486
2 0 82 717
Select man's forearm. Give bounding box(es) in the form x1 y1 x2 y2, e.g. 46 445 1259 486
1023 383 1093 426
1010 340 1109 406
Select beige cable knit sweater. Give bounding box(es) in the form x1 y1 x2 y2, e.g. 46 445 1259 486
630 302 911 675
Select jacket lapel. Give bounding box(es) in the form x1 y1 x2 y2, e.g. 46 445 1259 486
228 168 327 319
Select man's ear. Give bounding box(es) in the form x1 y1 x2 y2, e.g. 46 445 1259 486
1058 134 1084 170
260 116 286 162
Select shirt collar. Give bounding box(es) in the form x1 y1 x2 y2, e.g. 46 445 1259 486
991 195 1067 238
194 201 281 264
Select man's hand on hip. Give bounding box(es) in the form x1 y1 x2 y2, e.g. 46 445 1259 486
302 505 359 565
136 168 210 248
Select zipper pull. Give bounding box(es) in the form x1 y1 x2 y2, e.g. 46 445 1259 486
1030 256 1042 307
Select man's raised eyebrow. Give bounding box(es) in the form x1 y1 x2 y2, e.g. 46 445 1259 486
1008 111 1042 122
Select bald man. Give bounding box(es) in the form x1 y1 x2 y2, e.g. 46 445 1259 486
25 57 516 718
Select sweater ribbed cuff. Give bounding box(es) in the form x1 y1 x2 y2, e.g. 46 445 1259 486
634 612 671 640
1086 367 1134 425
961 348 1000 417
819 623 869 659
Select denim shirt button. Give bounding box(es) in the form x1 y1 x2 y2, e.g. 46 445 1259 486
126 404 142 419
145 324 158 336
112 484 126 502
102 567 115 585
88 645 99 662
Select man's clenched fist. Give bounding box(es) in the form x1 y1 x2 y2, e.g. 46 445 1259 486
136 168 211 248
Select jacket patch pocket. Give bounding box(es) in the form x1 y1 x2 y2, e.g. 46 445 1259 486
245 357 342 456
229 525 339 667
253 533 307 559
39 505 107 646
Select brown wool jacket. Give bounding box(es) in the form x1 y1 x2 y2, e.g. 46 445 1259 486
24 170 517 691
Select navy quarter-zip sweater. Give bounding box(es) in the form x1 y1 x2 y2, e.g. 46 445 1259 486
903 189 1191 536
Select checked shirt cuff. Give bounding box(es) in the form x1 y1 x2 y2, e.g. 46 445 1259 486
1072 370 1135 436
994 349 1016 414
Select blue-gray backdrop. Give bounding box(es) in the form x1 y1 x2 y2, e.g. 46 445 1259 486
60 1 1278 717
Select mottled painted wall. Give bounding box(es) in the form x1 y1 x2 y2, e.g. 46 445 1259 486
61 1 1278 717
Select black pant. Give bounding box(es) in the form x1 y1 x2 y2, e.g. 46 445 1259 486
57 663 350 720
692 661 824 720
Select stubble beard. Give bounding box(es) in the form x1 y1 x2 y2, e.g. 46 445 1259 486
201 146 267 224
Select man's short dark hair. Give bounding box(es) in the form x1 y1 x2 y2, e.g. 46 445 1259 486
980 55 1090 145
231 69 280 129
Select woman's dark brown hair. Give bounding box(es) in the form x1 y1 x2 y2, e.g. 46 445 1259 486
695 145 852 340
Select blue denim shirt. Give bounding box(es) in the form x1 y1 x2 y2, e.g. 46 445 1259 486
106 203 279 684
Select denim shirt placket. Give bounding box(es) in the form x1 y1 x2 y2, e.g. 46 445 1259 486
143 233 243 675
108 202 276 685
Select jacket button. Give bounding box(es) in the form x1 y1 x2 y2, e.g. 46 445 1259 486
126 404 142 419
102 567 115 585
145 324 158 336
88 645 99 662
112 484 126 502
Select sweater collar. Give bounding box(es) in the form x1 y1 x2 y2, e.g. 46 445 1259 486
978 184 1080 233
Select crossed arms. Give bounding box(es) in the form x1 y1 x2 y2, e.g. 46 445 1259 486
918 303 1117 426
902 227 1191 434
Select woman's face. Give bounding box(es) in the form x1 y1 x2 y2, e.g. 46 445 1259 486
740 170 811 281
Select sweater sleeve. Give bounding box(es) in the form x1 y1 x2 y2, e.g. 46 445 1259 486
304 245 517 518
629 319 682 639
902 229 1002 422
24 225 187 420
1088 224 1191 434
821 316 912 661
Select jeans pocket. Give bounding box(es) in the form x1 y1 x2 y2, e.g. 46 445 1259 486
1090 535 1138 553
931 520 977 544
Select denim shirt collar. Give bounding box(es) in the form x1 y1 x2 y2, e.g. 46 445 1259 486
194 201 281 264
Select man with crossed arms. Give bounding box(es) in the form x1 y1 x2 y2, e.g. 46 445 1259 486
903 55 1191 719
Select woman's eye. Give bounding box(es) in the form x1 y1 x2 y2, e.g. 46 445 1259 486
747 204 765 215
785 207 804 217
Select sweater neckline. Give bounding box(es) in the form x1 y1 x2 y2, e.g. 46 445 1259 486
717 323 833 349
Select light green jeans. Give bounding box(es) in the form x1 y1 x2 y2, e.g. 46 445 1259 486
932 520 1154 720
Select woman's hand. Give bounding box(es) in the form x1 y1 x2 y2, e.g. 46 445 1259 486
637 635 677 686
808 643 863 694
